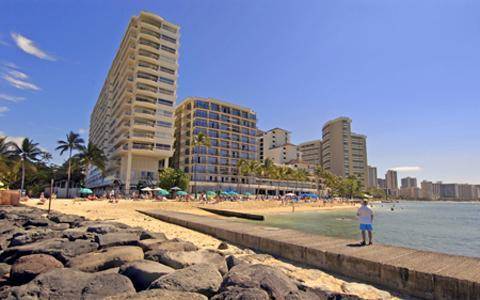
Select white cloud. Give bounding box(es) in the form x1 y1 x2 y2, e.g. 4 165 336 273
2 74 40 91
0 94 25 102
0 131 5 137
0 106 9 115
3 62 19 69
8 70 28 79
391 166 422 172
78 128 87 134
10 32 56 61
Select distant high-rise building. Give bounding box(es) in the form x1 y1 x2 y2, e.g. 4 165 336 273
367 166 378 188
86 12 180 192
298 140 322 166
257 128 291 162
385 170 398 191
173 97 257 192
401 177 418 188
440 183 459 199
321 117 368 186
420 180 441 200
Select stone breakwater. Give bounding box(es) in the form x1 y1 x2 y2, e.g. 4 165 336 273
0 206 393 300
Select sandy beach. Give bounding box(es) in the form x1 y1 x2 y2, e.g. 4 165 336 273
23 199 396 299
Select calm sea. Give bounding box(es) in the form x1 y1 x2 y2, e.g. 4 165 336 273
244 201 480 258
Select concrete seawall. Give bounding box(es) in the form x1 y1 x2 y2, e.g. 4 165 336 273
139 210 480 300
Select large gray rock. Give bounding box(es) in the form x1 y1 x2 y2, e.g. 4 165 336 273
137 238 168 251
9 228 61 246
10 254 63 284
155 250 228 275
221 264 300 299
119 259 174 291
144 239 198 254
62 227 97 241
6 268 135 299
25 218 54 227
149 264 222 297
96 232 141 248
106 289 207 300
139 231 167 241
48 213 85 225
67 246 144 272
0 238 99 263
211 286 270 300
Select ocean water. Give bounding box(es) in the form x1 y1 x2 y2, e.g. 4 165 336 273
244 201 480 258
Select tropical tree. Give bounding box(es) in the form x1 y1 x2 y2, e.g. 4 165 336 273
158 167 189 191
342 175 363 199
0 137 14 177
40 151 53 163
313 165 327 196
237 159 261 195
9 138 43 194
191 132 210 198
56 131 84 198
75 142 107 174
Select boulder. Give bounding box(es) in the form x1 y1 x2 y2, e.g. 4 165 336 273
96 232 141 248
87 223 121 234
155 250 228 275
137 238 169 251
0 238 99 264
147 239 198 252
48 213 85 225
6 268 135 299
119 259 174 291
50 223 70 231
149 264 222 297
225 255 248 270
0 263 11 277
139 231 167 241
62 227 97 241
221 264 300 299
10 254 63 284
106 289 207 300
211 286 269 300
9 228 61 246
25 218 54 227
67 246 144 272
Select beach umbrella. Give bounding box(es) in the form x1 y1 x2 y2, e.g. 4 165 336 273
206 191 217 197
156 189 169 196
141 187 153 191
285 193 296 197
176 191 188 196
227 191 238 196
244 192 252 196
220 191 230 196
79 188 93 194
152 187 162 191
170 186 181 191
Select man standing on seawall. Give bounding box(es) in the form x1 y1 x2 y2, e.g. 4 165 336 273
357 200 373 246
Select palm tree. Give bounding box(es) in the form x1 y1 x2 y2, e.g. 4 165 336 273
76 142 107 175
56 131 84 198
10 138 42 194
313 165 326 197
0 137 14 177
192 132 210 198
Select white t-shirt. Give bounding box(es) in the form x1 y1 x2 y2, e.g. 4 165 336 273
357 205 373 224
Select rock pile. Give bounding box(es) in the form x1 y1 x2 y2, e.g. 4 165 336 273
0 206 373 299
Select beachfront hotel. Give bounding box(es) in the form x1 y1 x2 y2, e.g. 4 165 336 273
257 128 302 165
86 12 180 192
321 117 368 186
173 97 258 192
298 140 323 166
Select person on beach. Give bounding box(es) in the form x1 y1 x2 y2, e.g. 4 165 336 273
357 200 373 246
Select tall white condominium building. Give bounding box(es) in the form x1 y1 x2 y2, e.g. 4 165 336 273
321 117 368 186
257 128 301 165
87 12 180 192
367 166 378 188
299 140 322 166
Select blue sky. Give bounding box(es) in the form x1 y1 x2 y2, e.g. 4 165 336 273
1 0 479 184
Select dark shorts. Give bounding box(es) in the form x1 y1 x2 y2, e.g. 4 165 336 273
360 224 373 231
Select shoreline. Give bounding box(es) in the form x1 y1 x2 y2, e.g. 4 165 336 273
22 199 397 299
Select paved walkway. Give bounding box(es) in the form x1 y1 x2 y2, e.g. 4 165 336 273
139 209 480 300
